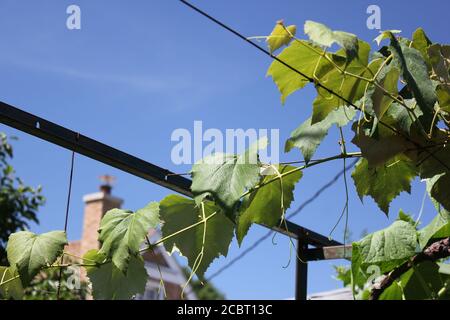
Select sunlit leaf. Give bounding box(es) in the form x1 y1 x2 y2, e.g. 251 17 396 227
266 21 296 53
304 20 358 62
352 220 417 274
374 30 401 46
98 202 160 273
6 231 67 286
191 137 267 216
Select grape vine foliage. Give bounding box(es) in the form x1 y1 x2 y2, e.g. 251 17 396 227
1 20 450 300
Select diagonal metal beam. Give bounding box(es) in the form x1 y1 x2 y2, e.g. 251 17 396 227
0 101 341 247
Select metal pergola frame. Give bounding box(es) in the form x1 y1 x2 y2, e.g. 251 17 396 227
0 101 350 300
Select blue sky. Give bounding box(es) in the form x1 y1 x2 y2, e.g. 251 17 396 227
0 0 449 299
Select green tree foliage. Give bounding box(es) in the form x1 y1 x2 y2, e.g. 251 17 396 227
0 133 45 265
22 267 89 300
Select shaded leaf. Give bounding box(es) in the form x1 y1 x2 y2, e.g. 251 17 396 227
159 195 234 277
351 120 414 168
429 174 450 213
428 44 450 84
352 157 417 215
0 266 23 299
385 100 423 134
83 250 148 300
364 65 400 119
6 231 67 286
418 144 450 179
390 37 437 119
402 261 445 300
236 165 302 245
436 85 450 113
379 280 404 300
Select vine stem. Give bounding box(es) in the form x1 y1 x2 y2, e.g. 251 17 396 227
240 152 361 200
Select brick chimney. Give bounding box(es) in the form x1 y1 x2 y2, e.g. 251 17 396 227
79 176 123 255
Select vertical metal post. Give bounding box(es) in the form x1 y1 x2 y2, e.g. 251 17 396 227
295 239 308 300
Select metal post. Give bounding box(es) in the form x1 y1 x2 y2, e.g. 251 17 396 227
295 239 308 300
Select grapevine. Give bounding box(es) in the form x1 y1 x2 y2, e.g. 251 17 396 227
1 19 450 300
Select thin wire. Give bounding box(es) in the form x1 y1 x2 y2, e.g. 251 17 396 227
205 159 357 282
56 146 76 299
178 0 450 174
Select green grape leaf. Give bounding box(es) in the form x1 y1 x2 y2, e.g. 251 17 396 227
352 157 417 215
351 118 414 167
418 144 450 179
159 195 234 277
98 202 160 273
397 210 415 225
428 44 450 84
83 250 148 300
364 65 400 119
352 220 417 275
334 266 352 287
191 137 267 216
6 231 67 286
412 28 432 66
385 100 423 134
429 174 450 213
267 40 335 104
402 261 445 300
436 85 450 113
390 37 437 118
312 41 376 123
0 266 23 300
374 30 401 46
419 207 450 250
266 21 296 53
304 20 358 62
285 106 356 163
379 281 404 300
236 165 302 245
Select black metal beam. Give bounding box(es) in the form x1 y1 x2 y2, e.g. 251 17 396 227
0 101 192 197
0 101 341 247
295 239 308 300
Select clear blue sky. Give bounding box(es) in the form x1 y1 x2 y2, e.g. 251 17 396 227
0 0 449 299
